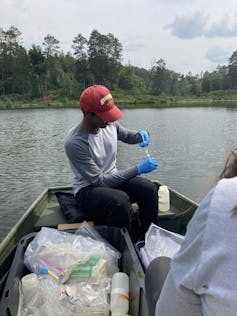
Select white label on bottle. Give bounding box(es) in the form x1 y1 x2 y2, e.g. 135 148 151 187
111 287 129 300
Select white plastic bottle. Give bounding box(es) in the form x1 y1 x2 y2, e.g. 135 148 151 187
21 273 39 306
158 185 170 212
110 272 129 315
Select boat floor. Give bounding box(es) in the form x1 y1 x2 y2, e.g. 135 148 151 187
34 199 66 231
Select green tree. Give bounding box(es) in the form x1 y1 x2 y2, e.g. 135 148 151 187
184 73 202 96
43 34 60 58
0 26 24 94
88 30 122 87
167 71 180 96
229 51 237 89
210 71 222 91
202 72 212 93
72 34 87 60
12 46 31 94
57 52 80 98
133 67 151 92
202 67 230 93
118 65 146 92
28 45 46 97
217 65 230 90
150 59 167 95
42 34 61 94
72 33 91 88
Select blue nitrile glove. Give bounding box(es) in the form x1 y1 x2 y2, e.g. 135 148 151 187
136 157 158 175
138 130 150 147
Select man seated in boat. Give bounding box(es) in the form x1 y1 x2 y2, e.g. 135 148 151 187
64 85 158 240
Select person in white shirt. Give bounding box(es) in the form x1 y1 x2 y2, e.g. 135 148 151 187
156 147 237 316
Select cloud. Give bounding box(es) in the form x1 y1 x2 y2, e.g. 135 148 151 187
206 46 230 64
124 42 145 52
206 15 237 37
1 0 237 74
165 12 208 39
167 12 237 39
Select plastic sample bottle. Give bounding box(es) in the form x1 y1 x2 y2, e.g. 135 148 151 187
21 273 39 306
158 185 170 212
110 272 129 315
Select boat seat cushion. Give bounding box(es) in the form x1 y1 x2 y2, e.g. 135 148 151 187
55 191 92 223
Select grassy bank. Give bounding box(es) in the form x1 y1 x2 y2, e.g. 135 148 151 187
113 89 237 108
0 95 78 110
1 90 237 110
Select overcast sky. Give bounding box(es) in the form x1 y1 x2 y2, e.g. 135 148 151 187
1 0 237 74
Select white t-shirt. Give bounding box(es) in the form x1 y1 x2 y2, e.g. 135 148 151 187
64 121 139 195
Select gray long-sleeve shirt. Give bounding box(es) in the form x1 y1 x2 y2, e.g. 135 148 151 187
156 176 237 316
64 121 140 195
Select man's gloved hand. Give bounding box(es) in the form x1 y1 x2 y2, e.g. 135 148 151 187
138 130 150 147
136 157 158 175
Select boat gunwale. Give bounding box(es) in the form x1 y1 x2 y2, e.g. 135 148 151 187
0 188 48 265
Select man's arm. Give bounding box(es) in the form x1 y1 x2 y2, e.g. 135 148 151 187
65 138 138 188
115 121 142 144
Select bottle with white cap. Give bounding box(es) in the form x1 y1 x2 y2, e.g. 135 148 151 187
158 185 170 212
110 272 129 315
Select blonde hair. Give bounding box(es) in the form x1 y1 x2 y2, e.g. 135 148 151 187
220 147 237 179
220 147 237 214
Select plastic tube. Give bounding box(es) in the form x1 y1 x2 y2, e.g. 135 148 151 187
38 266 59 281
144 148 150 158
141 133 151 158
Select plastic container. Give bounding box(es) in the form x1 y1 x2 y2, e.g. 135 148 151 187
21 273 39 306
158 185 170 212
111 272 129 314
0 226 148 316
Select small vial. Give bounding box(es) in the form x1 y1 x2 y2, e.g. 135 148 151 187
144 147 150 158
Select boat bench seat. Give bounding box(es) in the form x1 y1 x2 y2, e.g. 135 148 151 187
34 205 177 232
34 200 141 231
34 190 90 231
33 187 181 232
34 205 180 231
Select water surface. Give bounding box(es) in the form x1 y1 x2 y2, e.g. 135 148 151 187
1 106 237 240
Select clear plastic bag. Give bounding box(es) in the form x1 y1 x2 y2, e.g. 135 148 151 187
75 222 121 277
62 279 111 315
75 222 121 259
20 274 110 316
145 223 184 261
20 275 71 316
24 226 120 283
22 226 121 314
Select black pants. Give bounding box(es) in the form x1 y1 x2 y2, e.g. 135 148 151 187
75 177 159 240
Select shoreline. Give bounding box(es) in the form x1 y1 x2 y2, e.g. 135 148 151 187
1 95 237 110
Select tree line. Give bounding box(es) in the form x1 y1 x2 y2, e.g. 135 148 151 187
1 26 237 100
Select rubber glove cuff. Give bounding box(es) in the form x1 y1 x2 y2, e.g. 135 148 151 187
138 130 150 147
137 157 158 175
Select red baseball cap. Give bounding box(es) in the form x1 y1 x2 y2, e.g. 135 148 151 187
80 85 123 122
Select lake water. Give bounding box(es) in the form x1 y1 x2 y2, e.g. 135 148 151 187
1 106 237 241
